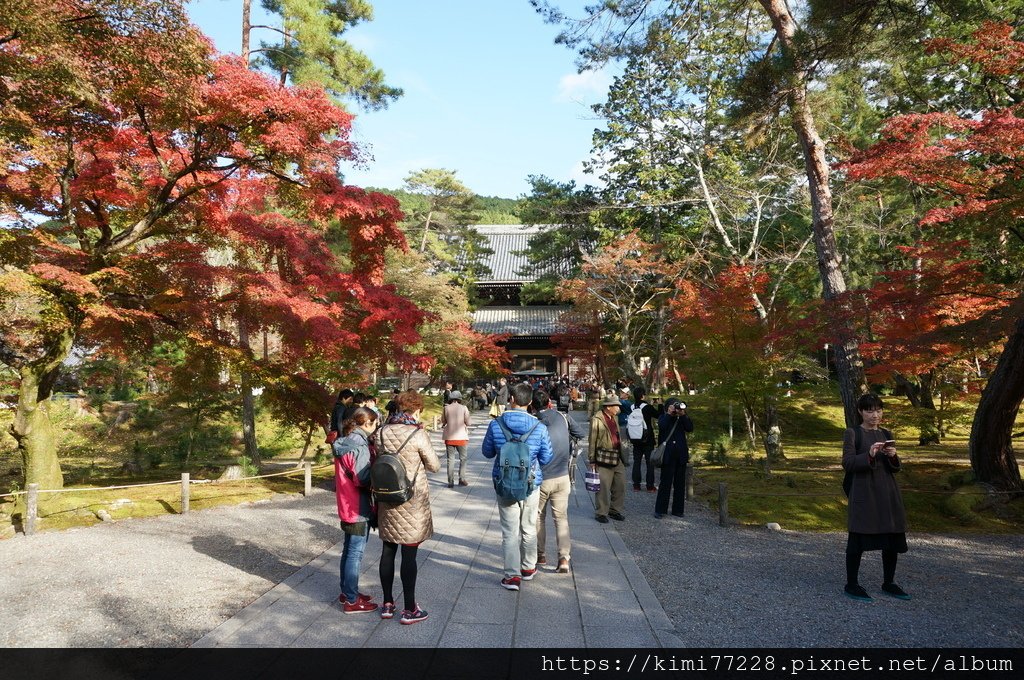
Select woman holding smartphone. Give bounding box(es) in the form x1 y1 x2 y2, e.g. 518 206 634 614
841 393 910 602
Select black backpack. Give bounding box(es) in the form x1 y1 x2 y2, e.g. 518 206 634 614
371 427 421 505
842 427 891 497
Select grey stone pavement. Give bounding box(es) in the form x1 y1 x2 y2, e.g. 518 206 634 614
193 410 680 648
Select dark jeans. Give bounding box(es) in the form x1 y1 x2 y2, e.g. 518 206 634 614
631 442 655 488
655 451 688 515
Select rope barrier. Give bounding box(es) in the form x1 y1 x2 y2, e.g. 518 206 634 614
0 463 333 499
689 475 1022 498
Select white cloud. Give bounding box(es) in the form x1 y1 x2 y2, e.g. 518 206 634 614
555 69 612 104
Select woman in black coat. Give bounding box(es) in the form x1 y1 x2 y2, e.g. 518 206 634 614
841 393 909 602
654 397 694 519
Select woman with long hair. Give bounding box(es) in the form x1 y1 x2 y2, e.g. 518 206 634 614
375 391 440 624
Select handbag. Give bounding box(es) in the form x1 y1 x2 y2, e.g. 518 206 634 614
489 401 500 418
593 448 619 467
585 469 601 493
651 419 680 468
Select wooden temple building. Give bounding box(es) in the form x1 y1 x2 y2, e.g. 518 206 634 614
468 225 571 376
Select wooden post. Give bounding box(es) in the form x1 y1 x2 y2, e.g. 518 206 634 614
718 482 728 527
686 463 694 499
304 462 312 496
181 473 190 514
25 483 38 536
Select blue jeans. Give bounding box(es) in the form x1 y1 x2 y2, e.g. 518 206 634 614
497 487 541 578
340 525 368 603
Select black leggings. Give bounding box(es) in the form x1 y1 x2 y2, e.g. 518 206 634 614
846 550 898 586
380 542 419 611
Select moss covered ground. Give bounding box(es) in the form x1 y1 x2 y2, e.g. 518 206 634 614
683 385 1024 533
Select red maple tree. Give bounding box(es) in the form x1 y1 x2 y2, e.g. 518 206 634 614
840 21 1024 489
0 1 423 488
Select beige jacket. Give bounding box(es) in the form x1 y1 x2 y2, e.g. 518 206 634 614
375 423 440 545
441 402 471 442
588 411 623 466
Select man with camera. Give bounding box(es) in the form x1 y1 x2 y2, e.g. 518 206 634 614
654 397 694 519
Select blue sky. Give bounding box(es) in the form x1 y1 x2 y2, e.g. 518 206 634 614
187 1 613 198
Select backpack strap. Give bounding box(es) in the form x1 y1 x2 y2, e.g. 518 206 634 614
381 424 419 456
497 413 541 443
661 417 680 444
380 424 423 490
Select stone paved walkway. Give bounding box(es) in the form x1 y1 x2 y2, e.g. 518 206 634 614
193 411 680 648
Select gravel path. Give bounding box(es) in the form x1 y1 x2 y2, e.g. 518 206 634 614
0 489 338 647
615 478 1024 647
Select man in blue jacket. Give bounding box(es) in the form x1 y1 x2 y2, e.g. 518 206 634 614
482 382 553 591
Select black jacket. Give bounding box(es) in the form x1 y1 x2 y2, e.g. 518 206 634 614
657 413 694 458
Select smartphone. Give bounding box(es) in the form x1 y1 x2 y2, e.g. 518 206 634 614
883 440 896 446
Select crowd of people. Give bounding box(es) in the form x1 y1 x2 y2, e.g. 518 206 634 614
327 377 910 625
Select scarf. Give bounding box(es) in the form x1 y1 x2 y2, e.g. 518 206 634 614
601 410 620 450
387 412 420 427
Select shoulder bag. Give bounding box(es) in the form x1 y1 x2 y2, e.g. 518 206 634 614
651 418 680 469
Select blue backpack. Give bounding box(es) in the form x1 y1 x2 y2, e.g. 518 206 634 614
494 415 541 502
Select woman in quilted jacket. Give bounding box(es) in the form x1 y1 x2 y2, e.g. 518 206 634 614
375 390 440 624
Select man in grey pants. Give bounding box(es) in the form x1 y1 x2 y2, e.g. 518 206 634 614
533 389 585 573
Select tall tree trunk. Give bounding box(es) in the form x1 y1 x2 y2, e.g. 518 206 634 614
7 318 75 490
647 302 667 393
617 313 644 385
742 400 758 449
238 319 261 468
969 315 1024 490
241 0 251 64
419 210 434 253
297 422 315 464
10 363 66 490
759 0 867 428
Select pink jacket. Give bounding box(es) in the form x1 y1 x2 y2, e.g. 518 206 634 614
333 430 374 524
441 402 471 443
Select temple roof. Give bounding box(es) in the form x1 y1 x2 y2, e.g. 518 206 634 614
470 224 543 284
471 305 569 337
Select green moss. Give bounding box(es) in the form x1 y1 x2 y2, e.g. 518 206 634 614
688 390 1024 535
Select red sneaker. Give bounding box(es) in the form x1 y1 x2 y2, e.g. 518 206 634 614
501 576 521 591
521 568 537 581
343 599 379 614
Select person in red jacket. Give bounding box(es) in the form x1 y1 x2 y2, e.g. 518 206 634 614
334 407 380 614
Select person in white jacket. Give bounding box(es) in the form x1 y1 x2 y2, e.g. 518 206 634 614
441 391 472 488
